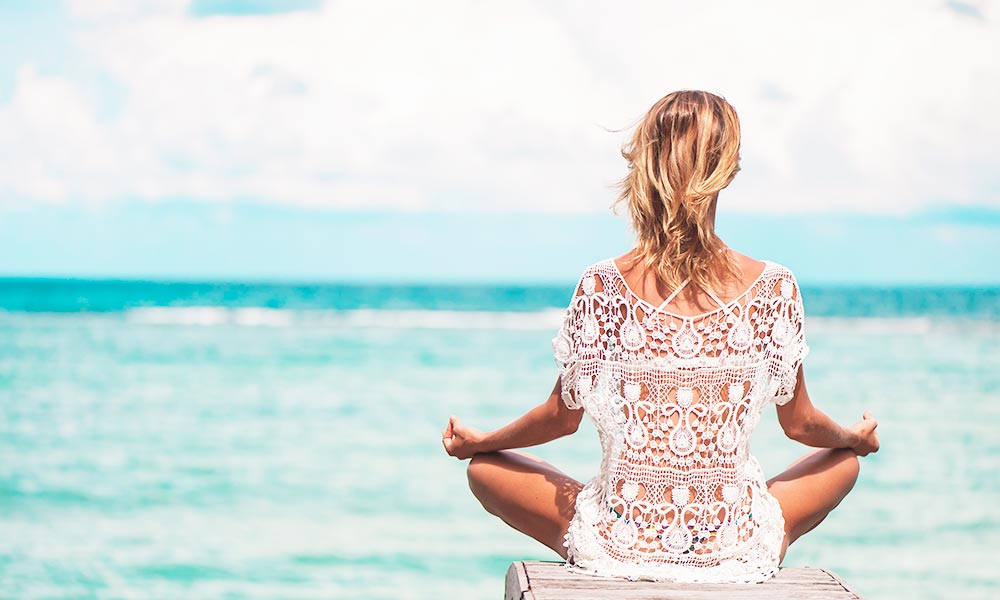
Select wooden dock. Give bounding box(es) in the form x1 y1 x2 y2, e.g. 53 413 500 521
505 561 864 599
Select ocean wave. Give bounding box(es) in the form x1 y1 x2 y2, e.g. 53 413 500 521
125 307 295 327
336 309 566 330
806 317 939 335
115 308 1000 334
2 307 997 334
122 306 567 330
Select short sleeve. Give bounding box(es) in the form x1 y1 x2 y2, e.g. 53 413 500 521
552 277 585 411
771 272 810 406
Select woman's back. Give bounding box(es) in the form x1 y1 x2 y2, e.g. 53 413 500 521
552 255 809 583
444 90 875 588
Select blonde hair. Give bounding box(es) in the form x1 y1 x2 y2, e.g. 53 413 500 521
614 90 742 299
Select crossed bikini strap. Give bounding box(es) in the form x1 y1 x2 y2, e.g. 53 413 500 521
656 278 729 312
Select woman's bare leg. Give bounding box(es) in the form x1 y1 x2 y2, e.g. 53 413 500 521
767 448 861 562
467 447 858 563
466 450 583 559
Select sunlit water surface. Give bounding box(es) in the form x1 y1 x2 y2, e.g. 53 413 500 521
1 281 998 599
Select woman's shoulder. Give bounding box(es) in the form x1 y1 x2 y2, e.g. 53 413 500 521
711 252 804 309
584 256 621 274
567 258 621 293
759 261 797 286
758 259 796 278
753 259 805 305
731 251 799 285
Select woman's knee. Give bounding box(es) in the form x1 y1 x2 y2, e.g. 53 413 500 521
467 452 507 495
466 453 490 489
831 448 861 485
818 449 860 508
467 453 513 516
805 447 860 483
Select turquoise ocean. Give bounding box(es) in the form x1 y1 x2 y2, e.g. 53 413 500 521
1 278 998 599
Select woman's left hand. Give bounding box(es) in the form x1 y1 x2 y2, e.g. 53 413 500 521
442 415 485 460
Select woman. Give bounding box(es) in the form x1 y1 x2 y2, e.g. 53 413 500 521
441 90 879 583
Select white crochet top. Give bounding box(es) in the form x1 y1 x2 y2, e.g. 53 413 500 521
551 258 809 583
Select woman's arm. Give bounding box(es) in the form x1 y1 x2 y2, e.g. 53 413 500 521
441 376 584 460
776 366 880 456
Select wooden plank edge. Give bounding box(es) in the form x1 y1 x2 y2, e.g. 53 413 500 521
819 568 864 599
504 561 534 600
518 561 863 599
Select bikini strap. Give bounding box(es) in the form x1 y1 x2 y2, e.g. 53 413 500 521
703 288 729 311
656 279 731 313
657 278 691 310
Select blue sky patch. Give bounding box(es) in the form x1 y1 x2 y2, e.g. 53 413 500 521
189 0 324 17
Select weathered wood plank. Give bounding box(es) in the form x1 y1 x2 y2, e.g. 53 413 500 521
505 561 533 600
505 561 863 599
527 564 834 583
820 568 863 599
532 592 853 600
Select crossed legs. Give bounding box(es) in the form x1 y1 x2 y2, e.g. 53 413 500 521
466 450 582 559
465 448 860 563
766 447 861 561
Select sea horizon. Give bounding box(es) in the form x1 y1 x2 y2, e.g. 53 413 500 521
2 277 998 318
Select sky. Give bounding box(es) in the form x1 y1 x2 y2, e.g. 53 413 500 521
0 0 997 284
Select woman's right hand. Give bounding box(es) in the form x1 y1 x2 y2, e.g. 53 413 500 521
849 410 880 456
442 415 486 460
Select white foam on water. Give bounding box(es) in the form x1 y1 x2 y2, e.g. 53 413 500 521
808 316 999 336
126 307 231 326
231 308 296 327
124 307 295 327
808 316 935 335
120 307 567 330
336 308 566 330
5 307 997 336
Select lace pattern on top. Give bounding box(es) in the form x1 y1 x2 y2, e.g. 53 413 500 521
551 258 809 583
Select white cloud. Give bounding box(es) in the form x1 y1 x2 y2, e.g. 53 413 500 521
0 0 997 214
